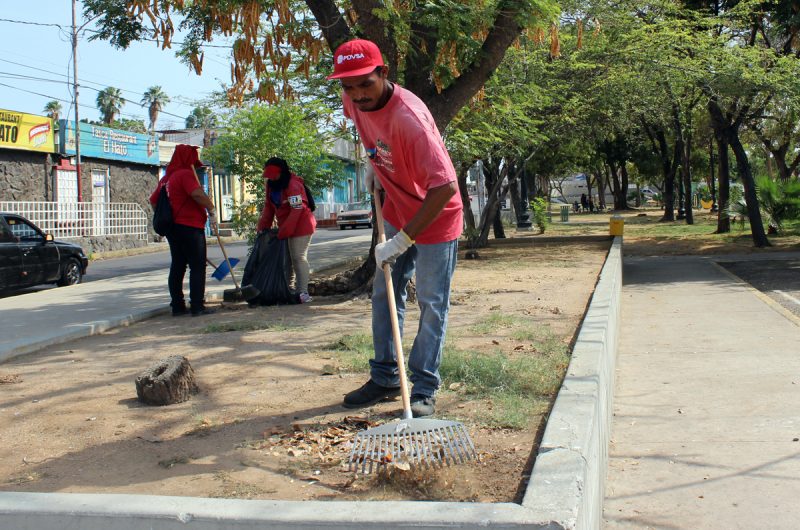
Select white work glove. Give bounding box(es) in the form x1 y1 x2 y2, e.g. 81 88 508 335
365 164 382 192
375 230 414 268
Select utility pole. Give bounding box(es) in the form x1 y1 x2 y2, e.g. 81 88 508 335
72 0 82 202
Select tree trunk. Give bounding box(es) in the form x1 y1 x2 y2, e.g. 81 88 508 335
728 132 770 247
136 356 198 406
619 162 630 210
475 165 507 247
457 165 476 232
716 135 731 233
659 129 677 221
682 128 694 225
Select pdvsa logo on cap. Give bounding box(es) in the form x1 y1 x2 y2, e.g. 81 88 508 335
337 52 366 64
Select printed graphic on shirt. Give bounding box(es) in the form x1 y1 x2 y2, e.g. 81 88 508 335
288 194 303 209
366 147 377 159
373 139 395 174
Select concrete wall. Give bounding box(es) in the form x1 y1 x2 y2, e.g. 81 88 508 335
0 237 624 529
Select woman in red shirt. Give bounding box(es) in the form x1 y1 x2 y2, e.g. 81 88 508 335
256 157 316 303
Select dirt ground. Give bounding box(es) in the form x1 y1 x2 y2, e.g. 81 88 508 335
0 240 608 503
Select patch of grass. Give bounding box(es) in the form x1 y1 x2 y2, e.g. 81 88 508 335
327 332 374 372
510 324 564 350
469 313 521 334
202 321 296 333
440 337 569 430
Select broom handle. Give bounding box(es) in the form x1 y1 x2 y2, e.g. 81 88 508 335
373 193 413 420
215 229 241 290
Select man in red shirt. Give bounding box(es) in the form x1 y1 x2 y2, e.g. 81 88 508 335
150 144 217 316
329 39 463 417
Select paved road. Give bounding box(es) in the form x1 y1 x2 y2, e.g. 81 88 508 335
718 259 800 318
0 227 372 298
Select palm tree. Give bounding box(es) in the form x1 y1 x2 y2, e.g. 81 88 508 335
43 100 62 121
96 87 125 124
140 86 170 132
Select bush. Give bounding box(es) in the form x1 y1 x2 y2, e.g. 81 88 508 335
530 197 549 233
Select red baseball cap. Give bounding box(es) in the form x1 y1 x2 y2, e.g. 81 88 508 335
327 39 385 80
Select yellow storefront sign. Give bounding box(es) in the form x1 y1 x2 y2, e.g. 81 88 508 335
0 108 55 153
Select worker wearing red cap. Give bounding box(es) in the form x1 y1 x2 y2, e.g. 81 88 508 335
330 39 463 418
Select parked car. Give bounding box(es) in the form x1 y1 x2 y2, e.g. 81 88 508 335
336 200 373 230
0 213 89 294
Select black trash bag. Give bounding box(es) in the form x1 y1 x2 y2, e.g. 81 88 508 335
242 231 298 305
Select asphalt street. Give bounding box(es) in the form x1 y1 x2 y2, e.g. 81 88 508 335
1 227 372 298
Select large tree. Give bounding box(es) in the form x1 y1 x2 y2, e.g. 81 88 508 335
185 106 218 129
85 0 558 129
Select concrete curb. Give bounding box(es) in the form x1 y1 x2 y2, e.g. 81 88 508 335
0 238 623 529
0 306 169 363
522 236 622 529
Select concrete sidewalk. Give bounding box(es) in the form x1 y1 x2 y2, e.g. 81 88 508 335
604 255 800 529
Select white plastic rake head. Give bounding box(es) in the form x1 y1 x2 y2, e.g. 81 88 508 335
347 418 477 474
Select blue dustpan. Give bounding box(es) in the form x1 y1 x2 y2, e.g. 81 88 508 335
209 257 240 281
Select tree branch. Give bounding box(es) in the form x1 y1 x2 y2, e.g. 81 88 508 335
305 0 352 52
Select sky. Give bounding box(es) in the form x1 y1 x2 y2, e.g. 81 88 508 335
0 2 235 130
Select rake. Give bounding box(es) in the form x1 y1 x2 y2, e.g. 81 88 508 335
348 191 476 473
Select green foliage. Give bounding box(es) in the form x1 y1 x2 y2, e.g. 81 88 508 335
185 106 218 129
203 102 340 240
530 197 549 233
754 176 800 232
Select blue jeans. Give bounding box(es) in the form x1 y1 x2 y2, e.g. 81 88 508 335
370 222 458 397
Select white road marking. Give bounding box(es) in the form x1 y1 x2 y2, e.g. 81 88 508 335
775 290 800 307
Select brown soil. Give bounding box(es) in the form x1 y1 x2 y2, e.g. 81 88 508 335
0 240 608 503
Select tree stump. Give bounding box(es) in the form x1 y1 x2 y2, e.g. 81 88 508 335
135 355 198 406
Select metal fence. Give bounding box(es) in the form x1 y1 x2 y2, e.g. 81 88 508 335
0 201 148 240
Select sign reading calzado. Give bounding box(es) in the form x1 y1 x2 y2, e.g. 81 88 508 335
0 108 55 153
59 120 159 165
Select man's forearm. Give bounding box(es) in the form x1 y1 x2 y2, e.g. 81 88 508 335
401 181 457 240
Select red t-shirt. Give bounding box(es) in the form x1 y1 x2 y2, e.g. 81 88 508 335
256 175 316 239
165 168 207 229
343 85 462 244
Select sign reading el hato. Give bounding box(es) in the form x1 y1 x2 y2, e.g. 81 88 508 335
59 120 158 165
0 108 55 153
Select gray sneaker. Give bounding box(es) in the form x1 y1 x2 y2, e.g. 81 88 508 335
410 395 436 418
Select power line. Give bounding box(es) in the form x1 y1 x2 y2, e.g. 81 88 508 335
0 16 234 48
0 60 192 121
0 81 158 124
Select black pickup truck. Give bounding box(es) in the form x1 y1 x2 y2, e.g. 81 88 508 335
0 213 88 295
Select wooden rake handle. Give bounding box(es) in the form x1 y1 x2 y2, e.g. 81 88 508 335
373 193 413 420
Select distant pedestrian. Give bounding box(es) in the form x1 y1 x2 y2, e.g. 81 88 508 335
149 144 217 316
580 193 588 212
256 157 316 303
